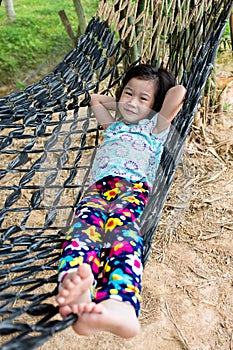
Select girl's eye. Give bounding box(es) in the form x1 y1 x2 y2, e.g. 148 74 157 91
141 97 148 101
125 91 132 96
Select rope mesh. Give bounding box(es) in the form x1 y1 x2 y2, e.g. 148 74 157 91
0 1 232 348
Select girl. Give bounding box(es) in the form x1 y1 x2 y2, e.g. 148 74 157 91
56 64 186 338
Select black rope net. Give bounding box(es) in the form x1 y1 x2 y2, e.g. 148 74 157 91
0 1 232 349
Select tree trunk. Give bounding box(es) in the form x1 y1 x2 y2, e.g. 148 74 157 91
4 0 16 22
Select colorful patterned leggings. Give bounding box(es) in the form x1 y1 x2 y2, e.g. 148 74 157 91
58 176 150 316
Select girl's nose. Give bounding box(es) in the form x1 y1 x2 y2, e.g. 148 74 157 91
127 97 137 107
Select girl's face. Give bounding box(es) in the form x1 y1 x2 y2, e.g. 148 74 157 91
118 77 156 123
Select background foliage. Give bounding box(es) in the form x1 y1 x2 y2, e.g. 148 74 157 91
0 0 98 87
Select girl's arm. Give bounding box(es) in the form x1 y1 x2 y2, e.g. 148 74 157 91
153 85 187 134
90 94 117 129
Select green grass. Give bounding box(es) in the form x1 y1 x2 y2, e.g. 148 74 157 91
0 1 98 86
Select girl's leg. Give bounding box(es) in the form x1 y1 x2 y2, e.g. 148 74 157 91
57 176 150 338
69 177 150 338
57 184 108 315
95 178 149 317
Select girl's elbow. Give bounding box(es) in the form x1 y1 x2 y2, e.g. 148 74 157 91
90 94 100 106
176 85 187 99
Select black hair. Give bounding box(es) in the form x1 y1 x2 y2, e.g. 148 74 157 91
116 64 176 112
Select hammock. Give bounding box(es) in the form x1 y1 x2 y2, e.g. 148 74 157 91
0 1 232 349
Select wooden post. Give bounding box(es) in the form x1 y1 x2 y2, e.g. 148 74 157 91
58 10 77 46
4 0 16 22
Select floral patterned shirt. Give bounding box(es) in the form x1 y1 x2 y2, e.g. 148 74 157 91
89 114 170 189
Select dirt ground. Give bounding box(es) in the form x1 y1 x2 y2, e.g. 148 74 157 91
38 65 233 350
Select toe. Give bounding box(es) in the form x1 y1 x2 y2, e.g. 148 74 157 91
70 304 79 314
83 302 95 313
60 305 72 317
65 279 76 291
78 263 92 279
60 288 70 297
56 295 65 305
77 302 86 314
93 303 104 314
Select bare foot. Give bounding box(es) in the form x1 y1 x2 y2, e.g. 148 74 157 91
72 299 140 339
56 264 94 317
